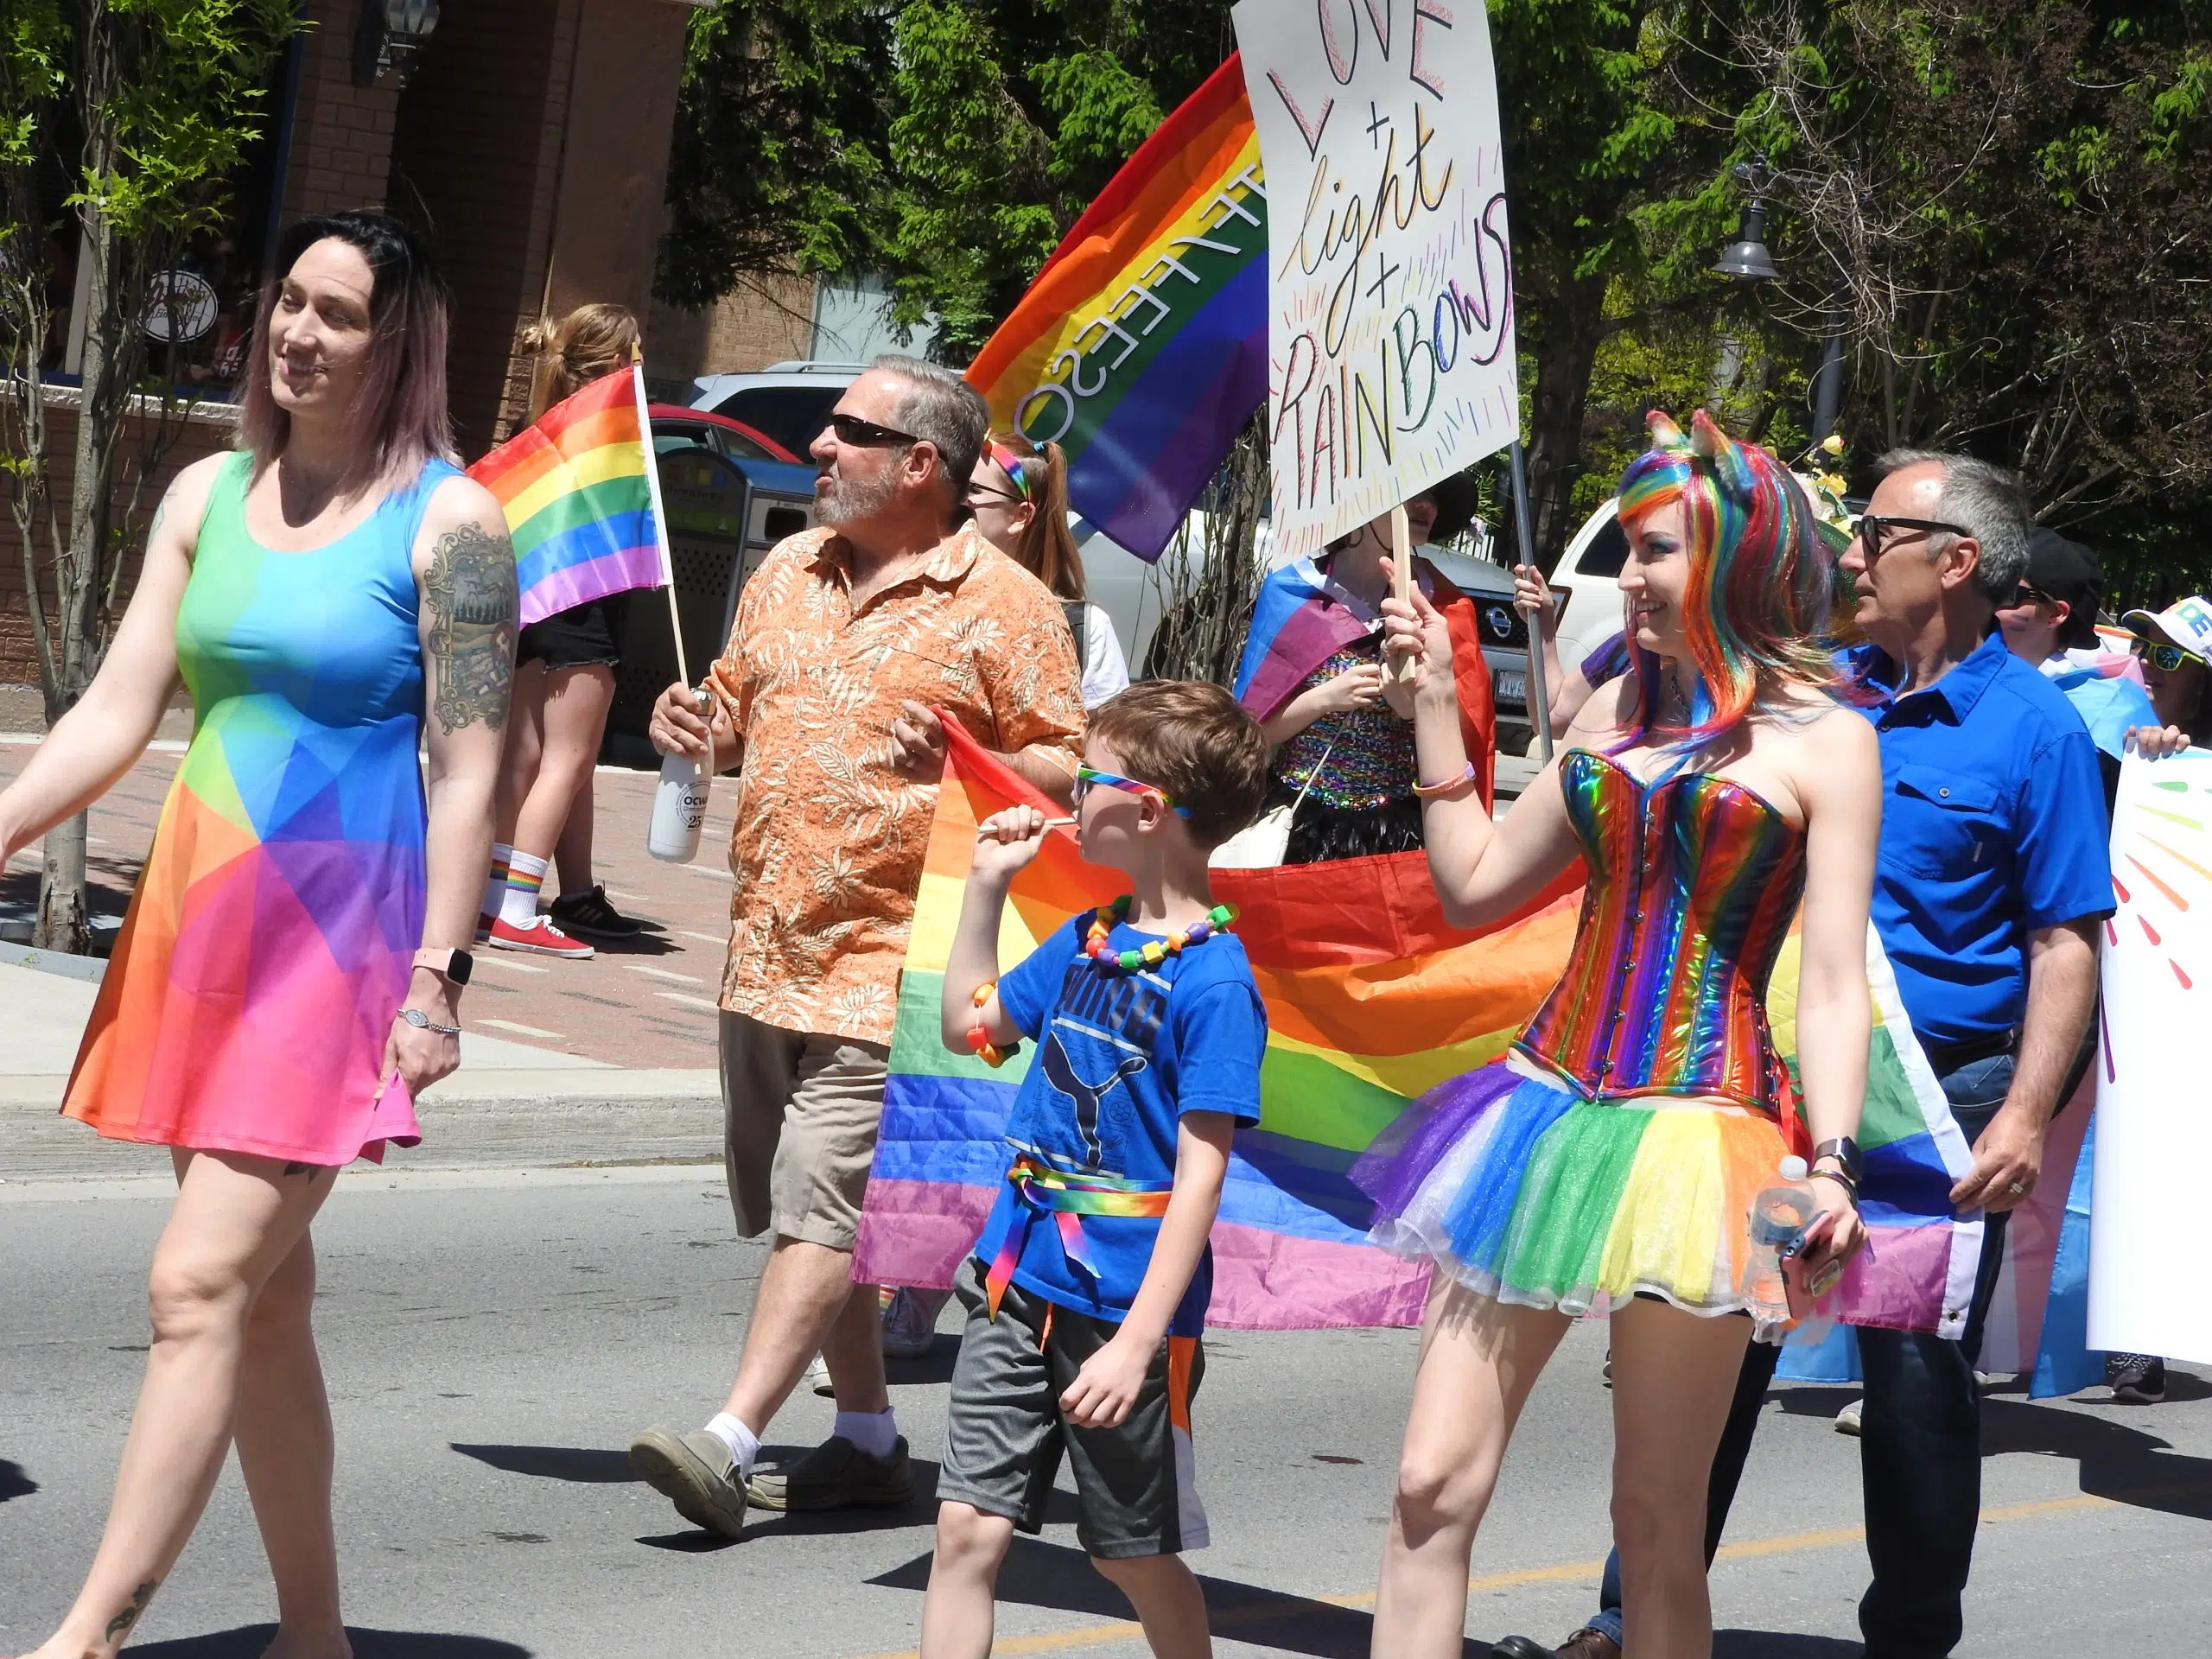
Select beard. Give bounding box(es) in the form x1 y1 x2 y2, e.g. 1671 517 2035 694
816 463 900 527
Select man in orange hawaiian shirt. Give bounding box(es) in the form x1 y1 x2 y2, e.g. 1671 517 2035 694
628 357 1085 1539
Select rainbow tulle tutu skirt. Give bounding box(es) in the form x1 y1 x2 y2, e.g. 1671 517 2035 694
1353 1057 1794 1338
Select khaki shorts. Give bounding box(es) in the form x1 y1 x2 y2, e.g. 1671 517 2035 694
718 1010 890 1249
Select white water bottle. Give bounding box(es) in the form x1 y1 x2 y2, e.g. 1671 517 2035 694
647 690 713 863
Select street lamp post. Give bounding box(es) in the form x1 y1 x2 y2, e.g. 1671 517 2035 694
1710 157 1848 443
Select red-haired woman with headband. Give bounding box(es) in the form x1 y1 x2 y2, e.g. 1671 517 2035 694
1357 410 1879 1657
965 434 1131 708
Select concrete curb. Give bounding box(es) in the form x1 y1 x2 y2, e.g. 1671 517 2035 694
0 1069 723 1182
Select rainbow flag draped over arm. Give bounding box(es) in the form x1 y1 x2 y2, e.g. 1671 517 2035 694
963 55 1267 563
466 365 673 626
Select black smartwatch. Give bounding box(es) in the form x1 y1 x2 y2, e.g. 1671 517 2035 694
1812 1136 1863 1184
412 946 474 987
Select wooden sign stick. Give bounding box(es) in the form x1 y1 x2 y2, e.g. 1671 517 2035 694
1389 504 1416 683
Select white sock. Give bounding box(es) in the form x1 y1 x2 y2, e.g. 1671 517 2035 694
834 1407 899 1459
703 1411 760 1479
480 842 512 921
499 849 549 927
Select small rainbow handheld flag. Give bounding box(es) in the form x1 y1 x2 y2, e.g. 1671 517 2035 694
963 55 1267 563
467 365 673 627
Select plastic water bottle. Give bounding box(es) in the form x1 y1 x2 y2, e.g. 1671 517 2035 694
1739 1155 1816 1305
647 691 713 863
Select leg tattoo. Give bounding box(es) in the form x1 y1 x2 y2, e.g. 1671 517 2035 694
105 1578 158 1639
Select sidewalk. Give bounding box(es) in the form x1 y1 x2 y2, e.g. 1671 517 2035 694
0 737 740 1182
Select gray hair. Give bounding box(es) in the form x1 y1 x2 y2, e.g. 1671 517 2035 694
873 353 988 503
1874 448 2031 603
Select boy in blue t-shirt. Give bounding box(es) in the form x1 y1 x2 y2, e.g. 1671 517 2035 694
921 680 1271 1658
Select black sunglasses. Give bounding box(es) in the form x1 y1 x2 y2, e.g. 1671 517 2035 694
829 412 922 448
2004 582 2056 609
1856 514 1970 558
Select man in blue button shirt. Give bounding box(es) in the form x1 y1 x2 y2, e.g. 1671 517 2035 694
1496 450 2112 1659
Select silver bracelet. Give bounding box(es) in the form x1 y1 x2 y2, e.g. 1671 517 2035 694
396 1007 461 1037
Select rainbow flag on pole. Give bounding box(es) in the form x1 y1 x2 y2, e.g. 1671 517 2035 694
858 724 1991 1336
963 55 1267 563
467 365 673 626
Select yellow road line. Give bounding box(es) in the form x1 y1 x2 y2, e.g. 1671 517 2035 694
848 1491 2120 1658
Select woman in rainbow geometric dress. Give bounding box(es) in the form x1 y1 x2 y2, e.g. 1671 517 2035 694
0 213 512 1659
1358 410 1881 1659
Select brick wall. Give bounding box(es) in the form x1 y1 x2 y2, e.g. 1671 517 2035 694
645 274 819 404
385 0 581 459
0 404 239 690
282 0 403 216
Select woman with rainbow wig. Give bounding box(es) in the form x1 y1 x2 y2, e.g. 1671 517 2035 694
1356 410 1882 1657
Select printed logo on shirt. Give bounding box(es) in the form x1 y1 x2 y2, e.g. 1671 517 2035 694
1034 961 1171 1167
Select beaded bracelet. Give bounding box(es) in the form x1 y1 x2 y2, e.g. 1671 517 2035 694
1411 762 1478 800
966 980 1018 1067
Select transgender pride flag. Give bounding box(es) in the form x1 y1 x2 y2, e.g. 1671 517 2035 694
467 365 673 626
855 724 1986 1336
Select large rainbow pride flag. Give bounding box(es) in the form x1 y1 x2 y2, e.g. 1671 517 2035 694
467 365 672 626
963 55 1267 563
855 724 1988 1336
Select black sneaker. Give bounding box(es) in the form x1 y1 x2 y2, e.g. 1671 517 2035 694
548 884 645 940
2108 1352 2166 1403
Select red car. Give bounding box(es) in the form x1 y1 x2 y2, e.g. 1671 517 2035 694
645 404 802 465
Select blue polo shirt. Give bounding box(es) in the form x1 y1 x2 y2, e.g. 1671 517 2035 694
1847 632 2114 1048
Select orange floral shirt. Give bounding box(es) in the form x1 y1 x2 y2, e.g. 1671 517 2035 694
706 524 1085 1043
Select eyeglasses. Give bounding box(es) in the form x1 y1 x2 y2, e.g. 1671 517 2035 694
2003 582 2055 609
2132 636 2208 673
828 412 921 448
1855 514 1970 560
965 484 1021 507
1072 764 1192 818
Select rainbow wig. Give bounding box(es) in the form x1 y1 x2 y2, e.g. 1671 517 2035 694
1612 409 1859 756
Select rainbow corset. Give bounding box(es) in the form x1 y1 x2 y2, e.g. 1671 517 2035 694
1516 748 1806 1115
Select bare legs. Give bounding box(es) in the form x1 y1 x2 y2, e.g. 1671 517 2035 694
551 775 595 899
1371 1285 1749 1659
494 662 613 867
922 1503 1210 1659
1371 1282 1568 1657
21 1151 343 1659
720 1237 889 1436
1606 1298 1751 1659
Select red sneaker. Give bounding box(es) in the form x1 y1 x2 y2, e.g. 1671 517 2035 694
486 914 594 959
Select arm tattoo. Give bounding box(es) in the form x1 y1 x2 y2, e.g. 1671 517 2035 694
424 522 519 733
105 1579 158 1639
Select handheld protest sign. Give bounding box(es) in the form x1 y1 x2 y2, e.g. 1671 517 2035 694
1389 505 1416 683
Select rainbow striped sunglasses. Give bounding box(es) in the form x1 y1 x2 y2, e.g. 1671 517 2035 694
1073 764 1192 818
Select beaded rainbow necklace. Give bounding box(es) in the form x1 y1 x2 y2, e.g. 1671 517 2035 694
1083 894 1238 973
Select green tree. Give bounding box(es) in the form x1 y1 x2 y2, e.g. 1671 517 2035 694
0 0 296 951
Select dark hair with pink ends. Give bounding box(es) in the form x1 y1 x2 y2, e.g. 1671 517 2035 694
238 211 456 493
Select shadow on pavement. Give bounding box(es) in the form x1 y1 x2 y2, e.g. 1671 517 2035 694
871 1538 1492 1657
1773 1383 2212 1522
1715 1633 1859 1656
0 1459 35 1502
1980 1397 2212 1521
885 1334 962 1386
451 1444 635 1484
133 1629 529 1657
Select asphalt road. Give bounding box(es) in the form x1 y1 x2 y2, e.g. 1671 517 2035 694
5 1165 2209 1658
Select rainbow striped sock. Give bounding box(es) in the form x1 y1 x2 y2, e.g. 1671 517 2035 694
499 850 549 927
480 842 513 926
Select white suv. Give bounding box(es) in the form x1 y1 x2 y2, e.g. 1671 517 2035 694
688 362 866 459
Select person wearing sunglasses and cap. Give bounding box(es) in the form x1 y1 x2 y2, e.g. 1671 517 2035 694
2121 594 2212 760
630 356 1086 1541
1993 531 2155 791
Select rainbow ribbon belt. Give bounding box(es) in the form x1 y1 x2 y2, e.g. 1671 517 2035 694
983 1156 1174 1319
